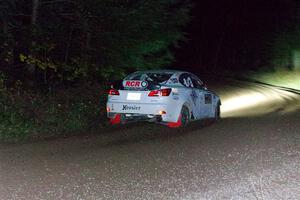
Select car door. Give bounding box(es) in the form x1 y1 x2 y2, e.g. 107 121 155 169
191 75 213 118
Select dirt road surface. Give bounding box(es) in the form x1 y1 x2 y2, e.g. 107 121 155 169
1 79 300 200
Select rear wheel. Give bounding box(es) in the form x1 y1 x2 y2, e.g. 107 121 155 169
168 106 190 128
180 106 190 127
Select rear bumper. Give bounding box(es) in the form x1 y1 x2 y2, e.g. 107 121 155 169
108 113 162 122
106 102 180 122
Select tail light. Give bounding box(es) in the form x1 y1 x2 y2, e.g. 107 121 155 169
148 90 160 97
148 88 172 97
161 88 172 96
108 88 120 95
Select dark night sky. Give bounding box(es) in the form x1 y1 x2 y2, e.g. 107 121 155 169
174 0 297 73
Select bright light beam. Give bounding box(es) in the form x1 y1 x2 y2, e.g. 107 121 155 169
221 93 267 113
219 84 300 118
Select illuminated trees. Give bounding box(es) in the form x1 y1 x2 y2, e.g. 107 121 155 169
0 0 190 87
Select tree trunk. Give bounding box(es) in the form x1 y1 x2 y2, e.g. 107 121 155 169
31 0 39 26
28 0 39 75
64 27 74 63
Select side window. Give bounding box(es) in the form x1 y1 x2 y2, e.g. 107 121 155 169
191 77 201 89
179 73 194 88
191 76 205 89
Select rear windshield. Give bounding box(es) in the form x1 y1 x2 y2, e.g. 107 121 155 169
125 72 173 84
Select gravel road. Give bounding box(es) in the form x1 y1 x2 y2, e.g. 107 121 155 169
1 79 300 200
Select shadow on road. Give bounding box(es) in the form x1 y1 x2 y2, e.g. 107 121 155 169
101 119 216 147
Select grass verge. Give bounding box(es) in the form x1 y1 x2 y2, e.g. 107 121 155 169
246 69 300 90
0 81 107 142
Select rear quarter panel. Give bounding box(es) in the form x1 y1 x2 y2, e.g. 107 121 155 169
175 87 194 119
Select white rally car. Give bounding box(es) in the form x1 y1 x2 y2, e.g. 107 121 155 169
106 70 221 127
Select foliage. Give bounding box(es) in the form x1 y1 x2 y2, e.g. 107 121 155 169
269 2 300 71
0 76 107 142
0 1 190 141
0 72 32 141
0 0 190 86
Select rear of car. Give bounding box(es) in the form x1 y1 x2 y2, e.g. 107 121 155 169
106 71 184 125
106 70 221 127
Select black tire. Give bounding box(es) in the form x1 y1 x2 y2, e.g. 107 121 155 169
181 106 190 127
214 102 221 121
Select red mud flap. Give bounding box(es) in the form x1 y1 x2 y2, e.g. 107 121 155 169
109 114 121 125
167 114 182 128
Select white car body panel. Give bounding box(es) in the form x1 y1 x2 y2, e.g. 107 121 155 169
106 70 220 123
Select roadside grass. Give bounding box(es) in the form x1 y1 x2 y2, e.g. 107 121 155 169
0 82 107 142
247 69 300 90
211 68 300 90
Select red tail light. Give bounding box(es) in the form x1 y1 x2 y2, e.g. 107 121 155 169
108 88 120 95
148 88 172 97
148 90 160 97
161 88 172 96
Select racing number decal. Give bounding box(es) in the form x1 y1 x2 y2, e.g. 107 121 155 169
183 77 194 88
204 94 212 104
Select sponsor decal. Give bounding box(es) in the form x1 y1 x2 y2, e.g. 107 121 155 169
122 105 141 111
190 90 198 105
141 81 148 87
205 94 212 104
124 80 148 88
